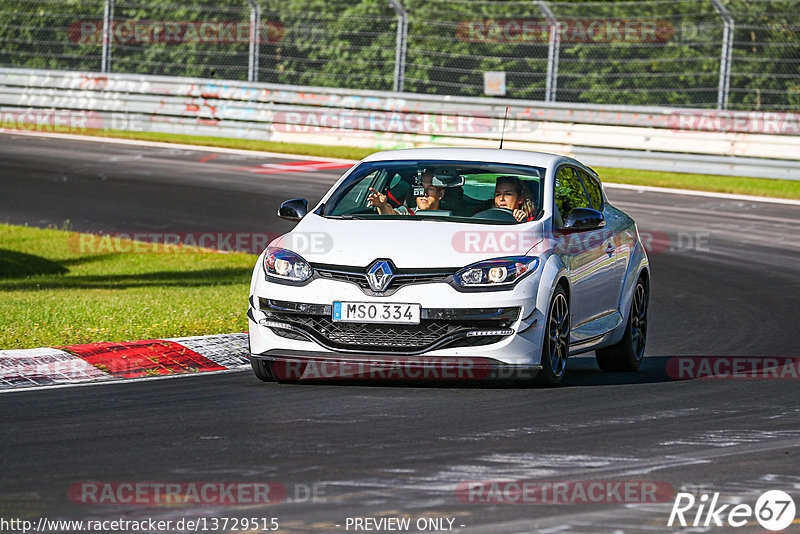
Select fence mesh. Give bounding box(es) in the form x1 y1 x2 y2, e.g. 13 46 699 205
0 0 104 72
727 0 800 110
110 0 250 80
0 0 798 110
258 0 398 90
545 0 724 108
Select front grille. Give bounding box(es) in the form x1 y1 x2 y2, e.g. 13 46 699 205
271 314 450 348
314 264 453 295
260 299 519 353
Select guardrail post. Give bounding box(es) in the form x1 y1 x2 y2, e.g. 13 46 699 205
101 0 114 72
710 0 734 110
247 0 261 82
387 0 408 92
536 0 560 102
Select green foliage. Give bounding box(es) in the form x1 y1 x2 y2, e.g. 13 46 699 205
111 0 250 79
554 167 590 217
0 0 103 72
1 0 798 109
725 0 800 110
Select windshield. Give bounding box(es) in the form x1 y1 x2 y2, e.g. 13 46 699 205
321 160 545 224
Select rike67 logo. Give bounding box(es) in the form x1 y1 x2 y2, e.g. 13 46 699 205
668 490 795 531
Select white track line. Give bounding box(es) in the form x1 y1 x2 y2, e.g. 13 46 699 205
4 130 799 206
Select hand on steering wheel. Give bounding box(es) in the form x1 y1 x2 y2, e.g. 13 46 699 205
490 207 527 222
472 207 518 221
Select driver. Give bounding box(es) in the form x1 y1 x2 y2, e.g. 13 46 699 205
494 175 536 222
367 170 444 215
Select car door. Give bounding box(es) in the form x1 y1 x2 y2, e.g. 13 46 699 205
553 166 618 328
577 169 625 313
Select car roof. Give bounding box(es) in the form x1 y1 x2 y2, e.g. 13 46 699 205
361 147 574 169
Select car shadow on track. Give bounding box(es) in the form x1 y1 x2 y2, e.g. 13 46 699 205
259 355 797 389
558 355 675 387
261 355 678 389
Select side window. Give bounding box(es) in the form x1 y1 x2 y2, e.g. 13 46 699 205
554 166 591 221
579 171 603 211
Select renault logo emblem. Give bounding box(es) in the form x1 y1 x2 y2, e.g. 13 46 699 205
366 260 394 292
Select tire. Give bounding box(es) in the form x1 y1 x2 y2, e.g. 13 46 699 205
536 286 570 387
596 277 648 372
250 357 275 382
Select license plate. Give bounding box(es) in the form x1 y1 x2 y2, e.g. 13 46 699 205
332 302 421 324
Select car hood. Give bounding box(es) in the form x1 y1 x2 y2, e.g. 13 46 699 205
272 213 544 269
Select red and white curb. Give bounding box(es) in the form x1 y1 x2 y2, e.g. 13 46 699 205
0 333 249 391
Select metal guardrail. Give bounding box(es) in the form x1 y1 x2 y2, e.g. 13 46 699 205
2 68 799 180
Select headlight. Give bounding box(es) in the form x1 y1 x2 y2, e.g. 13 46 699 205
454 256 538 288
263 247 312 282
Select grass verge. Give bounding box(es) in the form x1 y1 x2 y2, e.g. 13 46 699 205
0 223 252 349
596 167 800 200
63 129 800 200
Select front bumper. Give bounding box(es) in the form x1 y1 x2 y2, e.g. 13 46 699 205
249 263 547 367
253 297 520 354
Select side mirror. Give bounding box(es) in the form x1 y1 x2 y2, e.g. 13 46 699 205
278 198 308 222
562 207 604 232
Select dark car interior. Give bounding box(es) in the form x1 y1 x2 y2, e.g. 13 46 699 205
381 169 541 221
320 161 545 223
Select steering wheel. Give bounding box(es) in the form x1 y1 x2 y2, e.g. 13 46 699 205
472 207 518 222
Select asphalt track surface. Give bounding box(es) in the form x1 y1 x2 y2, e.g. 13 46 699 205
2 133 800 533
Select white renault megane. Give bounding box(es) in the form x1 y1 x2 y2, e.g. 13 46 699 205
247 148 649 386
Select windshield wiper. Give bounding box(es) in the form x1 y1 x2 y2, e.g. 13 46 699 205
324 214 365 220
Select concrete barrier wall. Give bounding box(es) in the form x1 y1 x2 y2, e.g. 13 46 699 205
2 68 799 178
